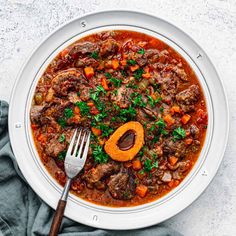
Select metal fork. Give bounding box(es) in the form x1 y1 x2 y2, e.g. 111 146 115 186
49 128 91 236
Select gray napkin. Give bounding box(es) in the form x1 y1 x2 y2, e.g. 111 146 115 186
0 100 182 236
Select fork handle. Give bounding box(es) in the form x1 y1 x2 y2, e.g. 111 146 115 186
49 178 71 236
49 199 66 236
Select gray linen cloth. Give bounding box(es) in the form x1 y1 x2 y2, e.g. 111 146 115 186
0 100 182 236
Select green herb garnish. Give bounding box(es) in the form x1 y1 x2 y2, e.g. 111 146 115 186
172 127 186 141
91 51 99 59
143 159 158 172
97 124 114 138
57 117 66 128
58 150 66 160
75 101 90 116
92 145 109 163
58 134 65 143
138 48 145 55
109 77 122 88
133 68 144 80
64 108 74 118
127 59 136 65
147 95 162 107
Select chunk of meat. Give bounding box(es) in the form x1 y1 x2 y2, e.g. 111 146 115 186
83 162 120 186
75 57 99 68
161 171 172 182
163 138 187 158
111 85 133 108
190 124 200 138
159 74 178 98
52 69 88 97
108 171 136 200
176 85 200 112
173 66 187 81
45 135 66 158
30 105 45 123
69 42 98 59
99 39 120 58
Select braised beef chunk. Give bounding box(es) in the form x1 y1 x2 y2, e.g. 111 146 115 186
52 70 89 97
163 138 187 158
45 135 66 158
108 171 136 200
176 85 200 112
83 162 120 186
69 42 98 58
31 30 207 207
99 39 120 57
111 85 133 108
30 105 45 123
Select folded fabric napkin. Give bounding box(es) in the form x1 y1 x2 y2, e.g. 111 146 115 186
0 100 182 236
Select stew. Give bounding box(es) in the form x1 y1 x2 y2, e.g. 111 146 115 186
30 30 208 207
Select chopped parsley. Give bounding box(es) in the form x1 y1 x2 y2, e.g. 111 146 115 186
132 94 146 107
143 159 158 172
160 107 164 113
138 48 145 55
75 101 90 116
90 85 107 102
147 95 162 108
97 124 114 138
91 51 99 59
92 145 109 163
133 68 144 80
94 112 107 122
57 117 66 128
118 106 137 121
127 59 136 65
173 127 186 141
58 134 65 143
104 72 112 79
109 77 122 88
64 108 74 118
58 150 66 160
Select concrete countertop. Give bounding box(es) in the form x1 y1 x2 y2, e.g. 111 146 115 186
0 0 235 235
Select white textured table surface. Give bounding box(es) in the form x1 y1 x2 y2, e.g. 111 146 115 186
0 0 235 235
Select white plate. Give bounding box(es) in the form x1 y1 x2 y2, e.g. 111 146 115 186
9 10 229 230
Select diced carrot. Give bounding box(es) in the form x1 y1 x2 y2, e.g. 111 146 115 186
37 134 46 143
136 185 148 198
112 59 119 70
101 77 109 91
163 114 175 126
97 61 104 70
151 94 157 100
138 41 147 47
60 48 69 58
185 130 191 136
181 114 191 124
132 159 142 170
31 123 37 130
185 138 193 145
90 106 99 115
168 156 178 166
142 73 151 79
168 180 175 188
124 161 133 168
91 127 102 136
170 105 180 115
84 67 94 79
130 65 139 72
144 67 150 73
74 106 80 115
87 102 94 107
123 54 128 59
98 137 105 146
120 59 127 66
47 127 54 134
